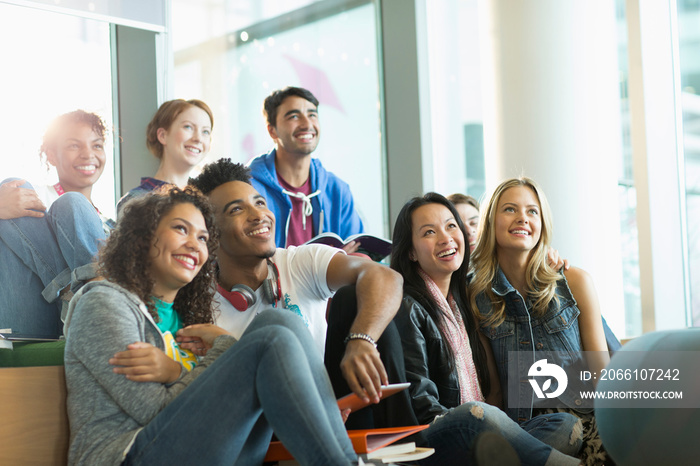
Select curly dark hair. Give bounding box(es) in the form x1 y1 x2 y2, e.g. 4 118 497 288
39 110 108 169
188 158 251 195
99 186 220 326
263 86 319 127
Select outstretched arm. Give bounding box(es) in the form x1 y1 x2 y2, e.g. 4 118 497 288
326 253 403 404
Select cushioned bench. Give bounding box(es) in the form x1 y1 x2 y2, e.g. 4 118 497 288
0 341 68 465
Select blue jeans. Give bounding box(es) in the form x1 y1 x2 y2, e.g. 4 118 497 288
0 179 105 338
419 402 581 466
124 311 357 466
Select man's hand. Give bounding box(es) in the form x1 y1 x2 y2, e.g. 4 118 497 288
340 339 388 404
341 240 361 254
340 407 352 423
547 247 570 271
176 324 231 356
0 179 46 220
109 342 181 383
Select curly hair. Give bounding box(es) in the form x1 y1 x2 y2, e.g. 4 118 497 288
469 177 559 327
146 99 214 159
188 157 251 195
390 192 490 396
39 110 108 169
99 186 220 326
263 86 319 127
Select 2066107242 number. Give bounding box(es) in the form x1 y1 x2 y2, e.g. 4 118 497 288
599 368 680 381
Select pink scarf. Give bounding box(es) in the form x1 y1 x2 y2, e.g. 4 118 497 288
417 267 484 404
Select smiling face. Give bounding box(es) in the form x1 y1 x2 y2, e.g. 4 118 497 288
410 203 465 296
208 181 276 264
268 95 320 158
46 122 106 196
158 106 212 170
455 202 480 253
494 185 542 257
148 202 210 302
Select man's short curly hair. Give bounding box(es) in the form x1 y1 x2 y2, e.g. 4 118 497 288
99 186 220 326
39 110 108 169
188 158 252 195
263 86 319 127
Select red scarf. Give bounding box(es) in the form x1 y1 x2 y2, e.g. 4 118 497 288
417 267 484 404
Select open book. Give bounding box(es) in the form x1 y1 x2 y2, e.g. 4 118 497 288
303 232 392 262
366 441 435 463
264 425 431 462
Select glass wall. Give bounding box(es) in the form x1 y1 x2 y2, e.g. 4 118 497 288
677 0 700 325
615 0 643 336
171 0 387 237
424 0 486 201
0 2 115 218
424 0 665 339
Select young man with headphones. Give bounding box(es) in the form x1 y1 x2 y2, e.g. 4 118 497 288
189 159 403 405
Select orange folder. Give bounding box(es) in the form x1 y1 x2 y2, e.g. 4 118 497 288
264 425 430 462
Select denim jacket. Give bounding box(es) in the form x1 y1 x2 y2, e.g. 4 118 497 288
476 267 594 423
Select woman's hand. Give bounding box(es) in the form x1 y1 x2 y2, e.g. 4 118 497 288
109 342 182 384
0 179 46 220
176 324 231 356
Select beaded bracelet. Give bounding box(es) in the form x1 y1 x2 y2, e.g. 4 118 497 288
344 332 378 349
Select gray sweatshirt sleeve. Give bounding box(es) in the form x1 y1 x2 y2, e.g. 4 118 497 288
66 287 236 426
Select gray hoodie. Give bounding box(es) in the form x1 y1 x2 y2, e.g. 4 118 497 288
63 280 236 465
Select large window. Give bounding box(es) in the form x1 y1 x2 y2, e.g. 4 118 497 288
424 0 651 339
615 0 643 337
171 0 387 237
0 2 115 218
677 0 700 325
424 0 485 200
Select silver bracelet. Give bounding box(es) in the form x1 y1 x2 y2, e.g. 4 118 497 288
344 332 377 348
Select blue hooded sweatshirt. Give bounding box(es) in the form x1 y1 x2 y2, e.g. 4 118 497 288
248 148 364 248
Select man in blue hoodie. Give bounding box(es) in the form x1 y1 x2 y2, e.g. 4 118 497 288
248 86 364 250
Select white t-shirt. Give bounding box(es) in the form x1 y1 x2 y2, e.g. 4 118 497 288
35 184 60 209
214 244 343 356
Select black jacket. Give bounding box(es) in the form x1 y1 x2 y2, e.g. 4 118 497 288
393 295 462 425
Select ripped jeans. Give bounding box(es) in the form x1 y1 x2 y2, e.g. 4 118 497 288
419 402 582 466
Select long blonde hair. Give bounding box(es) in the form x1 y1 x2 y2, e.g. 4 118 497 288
469 177 560 327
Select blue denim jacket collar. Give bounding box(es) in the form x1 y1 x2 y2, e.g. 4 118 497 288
491 266 516 297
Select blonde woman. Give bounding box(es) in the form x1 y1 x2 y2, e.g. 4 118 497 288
469 177 609 465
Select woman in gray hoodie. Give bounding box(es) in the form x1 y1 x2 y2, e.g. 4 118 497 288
63 186 357 466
